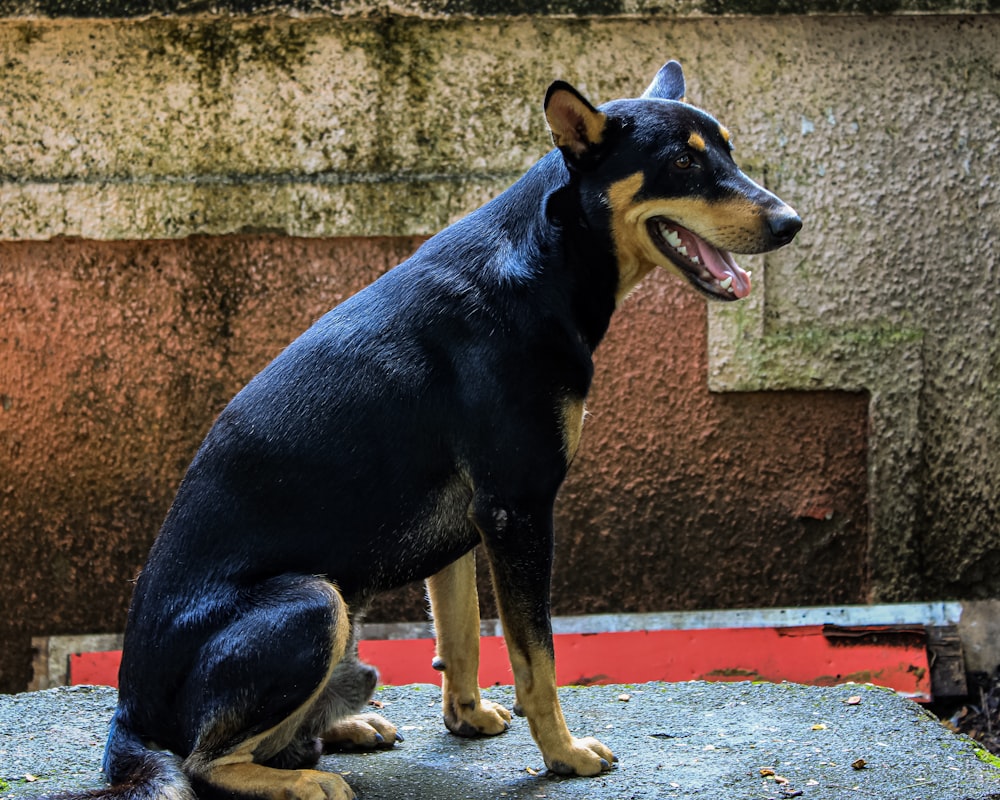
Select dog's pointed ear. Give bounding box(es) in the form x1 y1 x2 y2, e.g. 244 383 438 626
544 81 608 162
642 60 686 102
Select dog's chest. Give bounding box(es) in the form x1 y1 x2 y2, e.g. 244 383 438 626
360 474 478 592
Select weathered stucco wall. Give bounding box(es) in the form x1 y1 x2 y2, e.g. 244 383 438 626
1 6 997 691
703 14 1000 601
0 237 868 694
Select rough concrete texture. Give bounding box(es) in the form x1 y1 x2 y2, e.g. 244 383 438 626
0 236 868 692
958 601 1000 675
3 684 1000 800
0 0 995 20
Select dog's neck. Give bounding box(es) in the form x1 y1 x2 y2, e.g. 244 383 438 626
413 151 622 356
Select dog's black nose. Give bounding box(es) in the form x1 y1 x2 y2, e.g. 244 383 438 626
768 210 802 245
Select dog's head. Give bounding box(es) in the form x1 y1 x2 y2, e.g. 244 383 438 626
545 61 801 302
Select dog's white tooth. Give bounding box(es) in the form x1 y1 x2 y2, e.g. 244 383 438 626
677 246 688 256
691 256 700 264
726 284 735 293
719 276 733 290
665 230 682 248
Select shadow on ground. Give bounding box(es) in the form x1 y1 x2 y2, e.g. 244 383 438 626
2 682 1000 800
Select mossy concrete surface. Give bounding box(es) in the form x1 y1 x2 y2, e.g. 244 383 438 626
0 0 996 19
3 683 1000 800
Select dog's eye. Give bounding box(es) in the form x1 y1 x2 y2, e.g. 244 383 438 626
674 155 693 169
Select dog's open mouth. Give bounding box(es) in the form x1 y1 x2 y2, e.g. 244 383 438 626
647 218 751 300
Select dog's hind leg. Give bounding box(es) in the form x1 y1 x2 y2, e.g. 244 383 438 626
178 575 356 800
427 549 513 737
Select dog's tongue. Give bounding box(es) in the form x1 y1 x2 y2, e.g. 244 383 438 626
679 227 752 298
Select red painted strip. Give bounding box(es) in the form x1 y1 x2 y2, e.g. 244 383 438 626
67 650 123 688
67 626 931 700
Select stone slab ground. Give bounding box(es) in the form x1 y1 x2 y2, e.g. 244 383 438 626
2 682 1000 800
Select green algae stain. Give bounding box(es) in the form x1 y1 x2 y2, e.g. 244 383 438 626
975 748 1000 771
162 19 315 94
727 319 924 388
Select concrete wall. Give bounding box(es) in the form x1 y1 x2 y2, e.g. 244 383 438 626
1 4 996 691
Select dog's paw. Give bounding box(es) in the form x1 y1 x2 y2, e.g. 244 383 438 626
445 697 513 737
289 769 356 800
544 736 617 777
322 713 402 751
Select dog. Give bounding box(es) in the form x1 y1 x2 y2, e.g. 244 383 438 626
91 60 800 800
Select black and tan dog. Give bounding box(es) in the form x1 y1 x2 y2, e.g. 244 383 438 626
94 60 800 800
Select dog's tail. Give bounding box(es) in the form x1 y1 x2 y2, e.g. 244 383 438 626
40 711 194 800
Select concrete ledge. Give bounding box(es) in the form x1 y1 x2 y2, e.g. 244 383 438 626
0 0 996 19
0 176 511 241
3 683 1000 799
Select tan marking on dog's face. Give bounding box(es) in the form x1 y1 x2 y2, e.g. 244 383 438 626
560 397 586 463
607 172 778 302
719 125 731 145
607 173 657 303
630 195 775 252
687 132 707 152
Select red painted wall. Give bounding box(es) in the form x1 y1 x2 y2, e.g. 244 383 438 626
0 236 868 692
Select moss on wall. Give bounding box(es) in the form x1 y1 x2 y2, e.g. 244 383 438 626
0 0 995 17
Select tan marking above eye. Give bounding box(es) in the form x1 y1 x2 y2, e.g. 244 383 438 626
719 125 731 144
687 132 706 152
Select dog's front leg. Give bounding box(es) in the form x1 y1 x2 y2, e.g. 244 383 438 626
427 550 513 736
473 496 615 777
